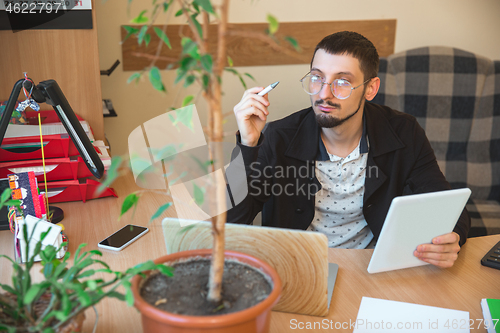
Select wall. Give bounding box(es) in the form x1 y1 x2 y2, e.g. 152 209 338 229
95 0 500 156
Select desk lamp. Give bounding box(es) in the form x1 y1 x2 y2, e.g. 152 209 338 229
0 78 105 227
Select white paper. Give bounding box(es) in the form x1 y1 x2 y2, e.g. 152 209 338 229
353 297 470 333
17 215 64 262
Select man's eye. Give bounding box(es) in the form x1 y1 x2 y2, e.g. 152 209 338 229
311 76 323 83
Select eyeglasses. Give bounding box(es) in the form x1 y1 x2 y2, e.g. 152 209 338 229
300 73 371 99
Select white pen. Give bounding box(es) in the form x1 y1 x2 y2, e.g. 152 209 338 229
258 81 280 96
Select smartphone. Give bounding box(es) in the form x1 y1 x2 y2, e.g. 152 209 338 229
98 224 149 251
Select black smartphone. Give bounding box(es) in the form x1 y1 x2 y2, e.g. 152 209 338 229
98 224 149 251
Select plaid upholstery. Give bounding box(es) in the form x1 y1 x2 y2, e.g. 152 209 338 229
372 46 500 237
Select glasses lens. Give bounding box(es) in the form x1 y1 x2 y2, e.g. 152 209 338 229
302 75 323 95
332 79 352 99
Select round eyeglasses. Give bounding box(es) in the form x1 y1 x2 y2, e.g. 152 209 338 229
300 73 370 100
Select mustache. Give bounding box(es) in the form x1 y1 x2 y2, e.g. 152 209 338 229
315 99 341 109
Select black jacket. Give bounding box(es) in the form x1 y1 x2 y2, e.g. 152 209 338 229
227 102 470 246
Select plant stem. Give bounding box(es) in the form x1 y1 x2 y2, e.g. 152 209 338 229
206 0 229 304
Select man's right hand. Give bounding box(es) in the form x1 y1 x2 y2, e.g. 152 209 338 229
233 87 270 147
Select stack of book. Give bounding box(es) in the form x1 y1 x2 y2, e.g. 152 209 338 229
0 109 116 204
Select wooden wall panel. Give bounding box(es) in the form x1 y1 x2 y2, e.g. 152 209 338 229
121 19 396 71
0 2 104 140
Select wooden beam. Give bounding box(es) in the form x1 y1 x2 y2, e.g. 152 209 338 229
121 19 396 71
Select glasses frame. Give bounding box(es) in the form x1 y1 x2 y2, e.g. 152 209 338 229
300 72 371 100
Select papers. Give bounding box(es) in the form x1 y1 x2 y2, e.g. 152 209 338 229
5 121 94 141
353 297 470 333
17 215 65 262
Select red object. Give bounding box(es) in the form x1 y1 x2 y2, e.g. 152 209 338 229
46 179 117 203
0 156 94 181
25 109 85 124
0 134 81 162
131 250 282 333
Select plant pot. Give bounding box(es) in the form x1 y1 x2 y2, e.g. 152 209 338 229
131 249 282 333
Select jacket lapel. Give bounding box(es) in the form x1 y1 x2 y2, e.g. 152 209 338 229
284 108 319 162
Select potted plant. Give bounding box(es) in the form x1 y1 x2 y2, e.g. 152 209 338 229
0 188 171 333
99 0 302 331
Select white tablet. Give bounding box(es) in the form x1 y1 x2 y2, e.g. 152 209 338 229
367 188 471 274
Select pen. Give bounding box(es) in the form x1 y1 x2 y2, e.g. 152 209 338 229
258 81 280 96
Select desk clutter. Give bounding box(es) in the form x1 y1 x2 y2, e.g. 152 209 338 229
6 171 66 263
0 108 116 203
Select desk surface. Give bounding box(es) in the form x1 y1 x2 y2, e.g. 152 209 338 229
1 173 499 333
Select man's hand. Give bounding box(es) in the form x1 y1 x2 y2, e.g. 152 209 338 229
233 87 270 147
414 232 461 268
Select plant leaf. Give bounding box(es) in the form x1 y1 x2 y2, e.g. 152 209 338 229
193 0 214 13
150 202 172 221
122 25 139 43
149 66 166 92
131 10 148 24
266 14 279 35
244 73 256 81
174 8 183 17
24 285 41 305
120 193 139 217
227 56 233 67
284 36 301 51
182 95 194 107
127 72 142 84
190 14 203 38
144 33 151 47
200 54 213 72
184 75 196 88
137 25 148 45
157 265 174 277
193 183 204 205
0 188 11 204
153 27 172 49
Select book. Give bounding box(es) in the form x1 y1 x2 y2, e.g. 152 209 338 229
481 298 500 333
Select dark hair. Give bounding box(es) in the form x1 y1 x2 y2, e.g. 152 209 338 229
312 31 379 81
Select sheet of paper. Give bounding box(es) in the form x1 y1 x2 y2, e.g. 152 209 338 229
353 297 470 333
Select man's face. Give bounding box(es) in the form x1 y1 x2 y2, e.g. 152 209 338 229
309 49 367 128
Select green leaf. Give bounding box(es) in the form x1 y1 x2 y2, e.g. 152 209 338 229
153 27 172 49
149 66 166 92
193 183 204 205
182 95 194 107
145 33 151 47
24 285 41 305
150 202 172 221
107 291 126 301
121 193 139 217
162 1 169 12
122 280 134 306
190 14 203 38
191 1 200 13
157 264 174 277
77 269 95 278
266 14 279 35
202 74 210 90
137 25 148 46
4 199 20 207
131 10 148 24
122 25 139 43
174 8 183 17
193 0 214 13
174 69 188 85
227 56 234 67
127 72 142 84
0 188 11 204
284 36 301 51
181 38 199 58
184 75 196 88
179 56 197 72
177 105 194 130
200 54 213 72
244 73 256 81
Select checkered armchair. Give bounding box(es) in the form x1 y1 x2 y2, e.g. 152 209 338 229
372 46 500 238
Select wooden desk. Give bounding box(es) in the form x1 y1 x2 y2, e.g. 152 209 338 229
1 173 500 332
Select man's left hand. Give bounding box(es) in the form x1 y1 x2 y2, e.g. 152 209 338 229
414 232 461 268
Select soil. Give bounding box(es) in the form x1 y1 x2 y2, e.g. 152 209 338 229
140 258 273 316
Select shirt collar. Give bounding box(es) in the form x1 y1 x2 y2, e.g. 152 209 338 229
316 114 369 162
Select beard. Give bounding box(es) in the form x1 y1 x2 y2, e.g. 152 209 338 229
314 92 365 128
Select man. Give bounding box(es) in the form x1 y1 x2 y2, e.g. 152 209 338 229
227 31 470 268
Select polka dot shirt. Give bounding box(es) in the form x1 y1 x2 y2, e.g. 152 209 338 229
307 124 374 249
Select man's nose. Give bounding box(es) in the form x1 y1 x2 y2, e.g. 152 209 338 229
318 82 334 100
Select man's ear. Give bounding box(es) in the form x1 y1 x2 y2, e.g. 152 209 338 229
365 77 381 101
